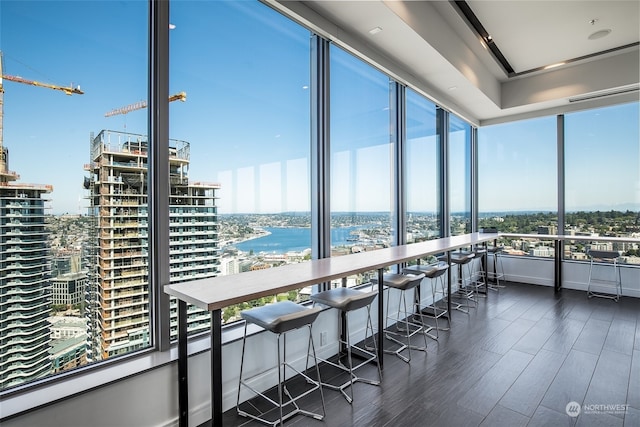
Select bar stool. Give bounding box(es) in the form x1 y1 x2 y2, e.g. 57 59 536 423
237 301 326 426
446 252 477 312
470 247 488 298
486 245 505 290
373 272 427 363
402 261 451 338
308 287 382 403
587 250 622 302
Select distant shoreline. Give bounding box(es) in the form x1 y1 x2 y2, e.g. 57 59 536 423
223 229 271 248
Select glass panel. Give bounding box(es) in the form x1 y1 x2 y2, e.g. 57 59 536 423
406 89 439 244
329 46 392 287
0 1 147 390
565 102 640 262
170 0 311 326
449 114 471 236
478 116 557 257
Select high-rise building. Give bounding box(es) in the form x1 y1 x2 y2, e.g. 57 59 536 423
51 272 86 307
84 130 220 361
0 147 53 389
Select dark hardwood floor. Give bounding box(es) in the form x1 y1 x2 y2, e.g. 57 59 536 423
218 282 640 427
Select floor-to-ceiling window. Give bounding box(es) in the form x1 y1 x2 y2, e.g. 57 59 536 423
0 1 148 390
564 102 640 262
329 45 393 286
405 89 440 244
449 114 472 236
169 1 312 324
478 116 557 256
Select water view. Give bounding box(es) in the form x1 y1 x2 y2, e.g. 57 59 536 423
232 226 367 253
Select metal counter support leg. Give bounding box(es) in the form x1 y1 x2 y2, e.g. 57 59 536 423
341 277 347 355
446 252 452 320
179 300 188 427
482 243 489 295
211 309 223 427
377 268 384 371
554 239 562 293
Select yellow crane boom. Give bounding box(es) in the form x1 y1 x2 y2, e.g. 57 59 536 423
0 51 83 181
2 74 83 95
105 92 187 117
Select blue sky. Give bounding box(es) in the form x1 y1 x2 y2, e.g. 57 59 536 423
479 103 640 213
2 1 638 215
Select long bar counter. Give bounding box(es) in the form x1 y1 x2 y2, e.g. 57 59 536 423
165 232 499 427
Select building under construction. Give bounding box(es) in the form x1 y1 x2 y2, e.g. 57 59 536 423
84 130 220 361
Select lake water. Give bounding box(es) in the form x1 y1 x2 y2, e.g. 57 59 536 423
232 226 365 253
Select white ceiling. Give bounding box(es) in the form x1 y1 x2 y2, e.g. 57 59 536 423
271 0 640 126
466 0 639 74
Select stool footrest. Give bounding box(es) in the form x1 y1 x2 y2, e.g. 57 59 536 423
315 348 381 403
238 363 324 426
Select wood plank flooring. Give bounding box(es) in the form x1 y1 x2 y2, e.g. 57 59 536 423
217 283 640 427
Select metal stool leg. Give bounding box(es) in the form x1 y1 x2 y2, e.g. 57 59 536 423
237 302 325 426
428 272 450 333
487 248 506 290
472 250 487 298
403 262 451 333
308 291 381 404
384 287 427 363
410 282 438 340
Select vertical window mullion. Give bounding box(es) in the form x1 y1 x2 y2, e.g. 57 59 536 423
310 35 331 290
149 0 171 351
471 126 479 232
391 81 406 248
557 114 565 238
437 107 449 237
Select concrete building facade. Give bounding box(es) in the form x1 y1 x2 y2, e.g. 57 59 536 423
0 148 53 389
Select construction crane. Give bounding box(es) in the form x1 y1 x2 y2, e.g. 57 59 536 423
0 51 83 181
104 92 187 117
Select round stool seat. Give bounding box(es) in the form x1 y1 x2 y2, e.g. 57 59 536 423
404 262 448 279
311 287 377 312
449 252 475 265
379 272 425 290
241 301 322 334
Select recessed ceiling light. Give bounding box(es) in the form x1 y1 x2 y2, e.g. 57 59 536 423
588 29 611 40
369 27 383 35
